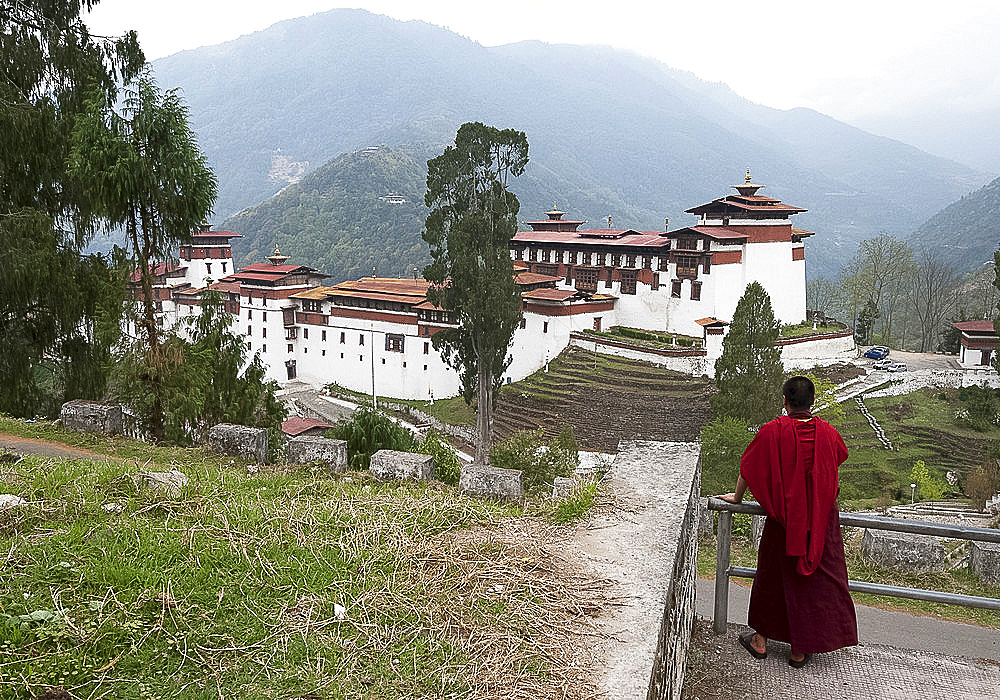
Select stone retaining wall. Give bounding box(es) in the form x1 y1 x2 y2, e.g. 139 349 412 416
865 369 1000 399
370 450 435 481
568 333 708 376
458 464 524 500
861 529 945 573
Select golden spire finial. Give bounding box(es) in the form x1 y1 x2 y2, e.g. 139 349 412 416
266 242 289 265
745 169 752 183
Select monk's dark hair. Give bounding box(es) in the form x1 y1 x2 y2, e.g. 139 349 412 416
783 375 815 410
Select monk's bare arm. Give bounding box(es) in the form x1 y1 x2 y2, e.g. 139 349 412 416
718 475 748 504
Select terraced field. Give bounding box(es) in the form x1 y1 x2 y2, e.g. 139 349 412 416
494 346 714 452
836 387 998 502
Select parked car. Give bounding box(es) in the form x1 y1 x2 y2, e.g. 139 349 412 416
864 346 890 359
886 362 908 372
872 358 893 370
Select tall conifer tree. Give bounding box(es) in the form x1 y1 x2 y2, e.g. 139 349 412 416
422 122 528 464
711 282 784 426
0 1 142 416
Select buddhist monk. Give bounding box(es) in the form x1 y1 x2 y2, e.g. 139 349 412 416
718 375 857 668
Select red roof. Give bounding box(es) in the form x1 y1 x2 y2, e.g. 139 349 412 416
523 288 578 302
238 263 313 274
129 261 184 283
515 271 563 285
191 230 242 239
953 320 997 334
281 416 335 436
675 226 750 241
686 197 806 215
695 317 729 327
513 229 671 249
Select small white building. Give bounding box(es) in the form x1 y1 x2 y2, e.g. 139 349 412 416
953 320 997 367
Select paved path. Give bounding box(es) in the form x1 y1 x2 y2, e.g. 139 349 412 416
0 432 108 461
688 578 1000 698
696 578 1000 661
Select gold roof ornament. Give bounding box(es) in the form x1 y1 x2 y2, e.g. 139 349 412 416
266 243 289 266
733 169 764 196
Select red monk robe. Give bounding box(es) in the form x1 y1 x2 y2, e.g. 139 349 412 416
740 411 858 655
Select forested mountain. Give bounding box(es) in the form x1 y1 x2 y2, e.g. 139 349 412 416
151 8 987 278
908 176 1000 273
223 145 431 282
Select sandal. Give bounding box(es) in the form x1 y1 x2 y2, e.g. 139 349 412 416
738 631 767 660
789 653 812 669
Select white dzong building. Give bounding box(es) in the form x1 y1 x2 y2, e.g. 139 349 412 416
135 174 837 399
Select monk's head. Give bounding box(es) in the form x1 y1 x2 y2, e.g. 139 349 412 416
782 375 815 411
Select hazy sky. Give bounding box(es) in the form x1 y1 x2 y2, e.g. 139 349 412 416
86 1 1000 127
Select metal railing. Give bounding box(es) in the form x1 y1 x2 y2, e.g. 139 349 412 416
706 497 1000 634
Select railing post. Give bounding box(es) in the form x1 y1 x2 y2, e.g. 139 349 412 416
713 509 732 634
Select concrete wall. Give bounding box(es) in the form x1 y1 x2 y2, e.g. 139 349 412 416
590 441 701 699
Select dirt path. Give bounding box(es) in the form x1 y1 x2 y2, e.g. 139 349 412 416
0 432 110 461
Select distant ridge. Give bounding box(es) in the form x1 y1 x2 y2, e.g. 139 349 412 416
152 8 987 278
909 175 1000 272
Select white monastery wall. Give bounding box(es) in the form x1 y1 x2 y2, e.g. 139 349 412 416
568 334 708 375
505 306 613 384
742 241 806 325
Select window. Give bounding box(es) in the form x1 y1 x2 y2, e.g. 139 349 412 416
287 344 293 352
386 334 404 352
575 267 599 293
359 334 364 346
519 318 526 329
303 328 308 340
322 349 326 357
703 256 711 274
643 256 652 269
651 273 659 291
340 353 344 359
676 255 699 278
423 364 428 371
221 262 227 273
322 330 327 341
340 332 345 344
514 248 524 260
528 248 537 262
381 358 385 364
611 253 621 267
691 281 702 301
423 342 429 354
359 355 363 361
248 309 252 320
304 348 307 354
625 255 635 268
658 256 670 272
262 344 266 353
303 299 321 313
247 326 251 336
671 280 682 298
620 270 637 295
262 327 266 338
594 317 602 332
542 249 551 263
543 321 549 333
262 312 266 321
572 250 580 265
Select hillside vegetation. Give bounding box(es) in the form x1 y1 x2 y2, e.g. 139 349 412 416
150 9 986 278
0 417 601 699
224 146 430 281
909 174 1000 272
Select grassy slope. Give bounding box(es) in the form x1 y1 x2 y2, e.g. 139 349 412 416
0 417 594 699
836 387 998 504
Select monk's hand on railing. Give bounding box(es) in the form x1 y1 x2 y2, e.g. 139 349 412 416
716 493 742 504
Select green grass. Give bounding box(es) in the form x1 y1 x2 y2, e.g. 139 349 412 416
326 384 476 427
546 480 600 524
698 531 1000 629
778 321 845 339
0 416 596 699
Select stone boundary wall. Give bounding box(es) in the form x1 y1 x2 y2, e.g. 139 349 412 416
864 369 1000 399
287 435 347 471
569 333 708 376
208 424 269 464
59 400 124 435
645 452 701 699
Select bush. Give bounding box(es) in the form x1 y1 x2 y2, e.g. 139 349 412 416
490 428 577 495
327 408 417 470
699 418 755 496
956 386 1000 431
417 430 461 486
911 460 948 502
965 459 1000 510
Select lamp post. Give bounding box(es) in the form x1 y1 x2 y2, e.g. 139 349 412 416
910 483 916 505
370 322 377 410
